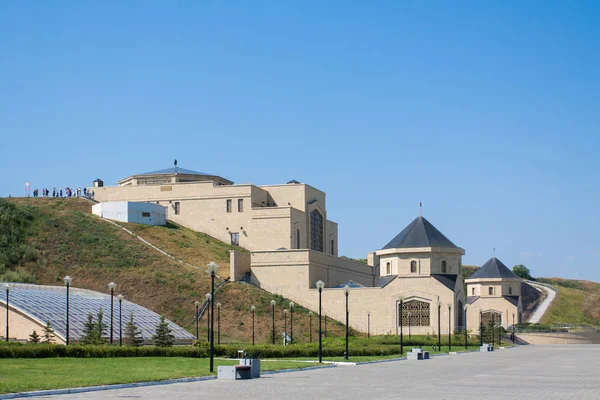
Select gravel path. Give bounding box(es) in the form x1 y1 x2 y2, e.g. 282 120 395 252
527 281 557 323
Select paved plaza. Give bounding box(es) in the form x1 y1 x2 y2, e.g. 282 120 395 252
45 345 600 400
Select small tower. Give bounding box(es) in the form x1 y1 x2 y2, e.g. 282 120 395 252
465 257 523 333
93 178 104 188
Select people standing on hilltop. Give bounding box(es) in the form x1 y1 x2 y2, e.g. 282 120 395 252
59 188 63 197
52 188 56 197
83 187 87 197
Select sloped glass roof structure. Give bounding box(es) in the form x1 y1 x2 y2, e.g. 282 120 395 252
1 282 194 343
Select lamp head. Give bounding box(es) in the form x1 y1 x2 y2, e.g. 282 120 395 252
283 309 288 315
217 303 221 309
309 311 313 316
63 276 72 286
194 301 200 306
108 282 117 291
289 301 294 308
207 261 219 276
270 300 276 307
399 295 404 302
3 283 10 293
464 303 469 311
205 293 212 301
447 303 452 310
117 294 124 302
343 285 350 295
315 280 325 291
251 305 255 312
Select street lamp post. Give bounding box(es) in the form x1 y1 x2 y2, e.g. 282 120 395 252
344 285 350 360
464 304 469 349
309 311 313 343
205 293 212 342
512 313 516 343
207 261 219 373
316 280 325 363
408 312 412 339
479 310 483 346
217 303 221 345
448 304 452 352
399 296 404 355
368 312 370 339
270 300 276 345
4 284 10 342
498 317 502 347
108 282 116 345
194 301 200 341
63 276 72 345
117 294 123 346
251 305 255 346
491 313 495 348
283 309 288 345
289 302 294 344
437 300 441 350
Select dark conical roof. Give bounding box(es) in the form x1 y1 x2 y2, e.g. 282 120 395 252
469 257 518 279
382 216 458 250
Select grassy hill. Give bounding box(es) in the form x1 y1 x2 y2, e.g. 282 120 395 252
537 278 600 325
0 197 346 343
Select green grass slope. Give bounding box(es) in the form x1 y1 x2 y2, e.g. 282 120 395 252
537 278 600 325
0 197 346 342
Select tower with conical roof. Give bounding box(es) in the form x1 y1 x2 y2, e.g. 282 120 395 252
465 257 523 334
368 215 467 335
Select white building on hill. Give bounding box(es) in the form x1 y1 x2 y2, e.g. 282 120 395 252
92 201 167 226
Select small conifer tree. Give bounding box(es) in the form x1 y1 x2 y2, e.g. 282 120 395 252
81 312 97 345
152 315 175 347
124 313 144 347
29 330 41 344
42 322 56 344
95 309 108 345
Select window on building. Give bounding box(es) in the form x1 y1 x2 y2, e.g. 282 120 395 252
489 287 494 295
441 260 447 273
472 287 475 295
310 210 324 252
238 199 243 212
410 260 417 273
296 229 301 249
457 300 464 329
386 262 391 275
142 212 151 217
330 239 334 255
226 199 232 213
174 202 180 215
509 287 512 295
230 232 239 246
482 311 502 326
400 300 430 327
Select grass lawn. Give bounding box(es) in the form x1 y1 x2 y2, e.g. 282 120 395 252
0 358 311 394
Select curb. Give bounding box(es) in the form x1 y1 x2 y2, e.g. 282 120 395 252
0 365 337 399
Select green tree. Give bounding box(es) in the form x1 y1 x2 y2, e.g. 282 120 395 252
124 313 144 347
94 309 108 345
28 330 41 344
81 313 98 345
153 315 175 347
42 322 56 344
513 264 532 280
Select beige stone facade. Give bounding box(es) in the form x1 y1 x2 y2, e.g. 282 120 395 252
0 303 65 343
90 168 338 254
465 257 523 333
90 166 519 338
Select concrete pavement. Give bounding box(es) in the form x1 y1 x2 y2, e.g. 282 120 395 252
43 345 600 400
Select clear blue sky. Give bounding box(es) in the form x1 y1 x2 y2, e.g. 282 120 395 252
1 1 599 281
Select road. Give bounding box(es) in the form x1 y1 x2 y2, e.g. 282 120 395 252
527 281 557 324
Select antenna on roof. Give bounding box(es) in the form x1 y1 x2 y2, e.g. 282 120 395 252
419 202 422 216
